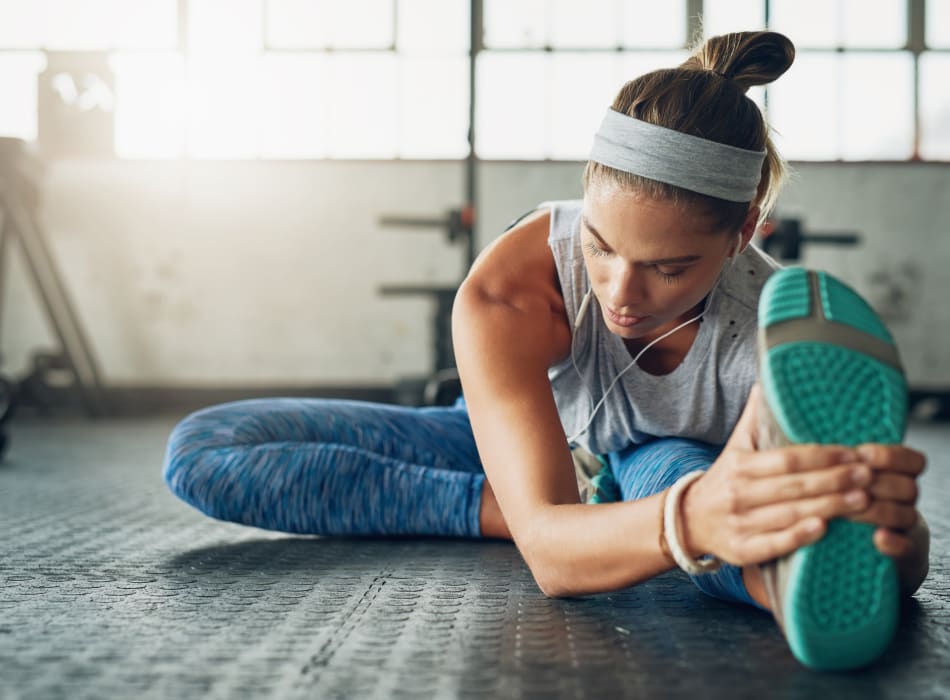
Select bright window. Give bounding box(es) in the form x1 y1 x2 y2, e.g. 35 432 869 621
0 53 47 141
700 0 765 37
0 0 946 161
622 1 686 49
112 53 186 159
0 0 177 50
768 0 906 48
476 53 546 159
927 0 950 48
768 52 915 160
265 0 395 50
920 52 950 159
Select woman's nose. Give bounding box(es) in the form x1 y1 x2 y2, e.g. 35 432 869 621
606 263 645 310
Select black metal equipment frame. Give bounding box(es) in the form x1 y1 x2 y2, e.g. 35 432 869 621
376 1 483 407
760 217 861 261
0 138 109 458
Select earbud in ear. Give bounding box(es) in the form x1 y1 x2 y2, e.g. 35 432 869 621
730 233 743 259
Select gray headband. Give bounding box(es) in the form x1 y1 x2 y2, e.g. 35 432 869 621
589 108 766 202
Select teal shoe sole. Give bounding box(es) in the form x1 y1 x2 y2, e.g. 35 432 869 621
759 268 907 671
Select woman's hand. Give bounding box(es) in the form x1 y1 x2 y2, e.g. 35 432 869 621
849 443 930 595
680 442 872 566
679 384 928 569
848 443 926 559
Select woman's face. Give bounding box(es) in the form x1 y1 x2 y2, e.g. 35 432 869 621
581 181 743 342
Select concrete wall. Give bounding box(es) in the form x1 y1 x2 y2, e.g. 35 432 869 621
4 159 949 392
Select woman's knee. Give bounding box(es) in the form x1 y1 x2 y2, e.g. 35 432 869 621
610 437 724 501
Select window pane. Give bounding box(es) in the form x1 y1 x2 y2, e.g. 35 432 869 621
187 55 260 158
769 51 914 160
840 0 906 48
112 53 185 158
700 0 765 38
770 0 838 47
258 54 327 158
920 53 950 158
0 2 47 48
840 53 913 159
549 0 620 49
397 0 469 54
623 0 686 48
266 0 328 48
767 52 839 159
0 0 177 50
618 51 689 83
324 0 394 49
478 51 692 160
483 0 546 48
548 54 621 159
325 53 398 158
267 0 396 49
189 0 261 53
0 52 46 140
399 56 469 158
476 53 546 158
771 0 905 48
927 0 950 47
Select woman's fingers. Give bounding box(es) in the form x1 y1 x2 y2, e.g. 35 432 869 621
867 472 918 504
848 499 920 532
738 488 870 534
873 527 914 559
730 518 916 566
732 463 870 511
738 443 925 480
734 467 918 514
737 444 860 478
731 518 827 565
857 444 926 476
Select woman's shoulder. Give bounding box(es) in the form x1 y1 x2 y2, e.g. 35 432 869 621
455 205 572 371
464 206 561 310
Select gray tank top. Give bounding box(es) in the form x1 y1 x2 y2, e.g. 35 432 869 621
544 199 782 455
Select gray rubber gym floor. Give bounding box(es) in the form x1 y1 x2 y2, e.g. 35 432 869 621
1 416 948 700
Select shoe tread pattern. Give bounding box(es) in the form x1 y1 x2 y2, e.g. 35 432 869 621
759 268 906 670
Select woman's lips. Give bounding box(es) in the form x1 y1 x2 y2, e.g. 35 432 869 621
605 306 648 327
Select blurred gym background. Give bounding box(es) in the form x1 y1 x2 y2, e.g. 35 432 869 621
0 0 948 442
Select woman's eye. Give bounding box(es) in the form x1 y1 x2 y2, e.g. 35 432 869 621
583 241 609 257
654 266 685 282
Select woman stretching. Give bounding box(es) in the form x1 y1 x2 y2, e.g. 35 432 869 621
163 31 930 671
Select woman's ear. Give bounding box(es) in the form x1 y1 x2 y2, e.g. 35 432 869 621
735 205 761 256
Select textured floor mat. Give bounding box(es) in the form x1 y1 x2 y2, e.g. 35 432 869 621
1 417 948 699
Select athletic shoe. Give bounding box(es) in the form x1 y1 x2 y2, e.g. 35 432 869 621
755 266 908 671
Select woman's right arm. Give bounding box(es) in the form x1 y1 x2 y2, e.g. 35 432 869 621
452 211 688 596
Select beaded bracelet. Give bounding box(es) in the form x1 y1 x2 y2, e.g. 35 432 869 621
663 470 723 575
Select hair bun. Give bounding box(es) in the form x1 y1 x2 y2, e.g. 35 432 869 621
681 31 795 93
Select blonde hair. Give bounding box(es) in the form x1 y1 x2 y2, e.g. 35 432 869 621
583 31 796 232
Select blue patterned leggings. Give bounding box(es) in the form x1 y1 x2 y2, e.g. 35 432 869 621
162 396 762 609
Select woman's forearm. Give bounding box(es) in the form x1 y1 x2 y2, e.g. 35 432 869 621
521 492 678 598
